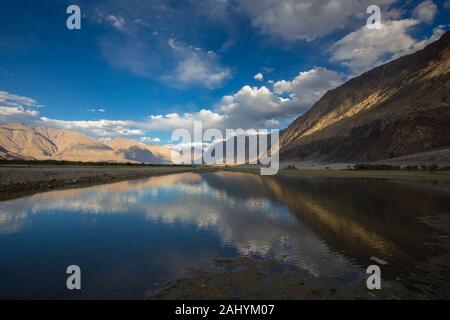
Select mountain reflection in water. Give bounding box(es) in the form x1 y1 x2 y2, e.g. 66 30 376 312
0 171 449 299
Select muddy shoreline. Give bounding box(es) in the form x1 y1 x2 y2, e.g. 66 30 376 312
147 257 413 300
148 211 450 300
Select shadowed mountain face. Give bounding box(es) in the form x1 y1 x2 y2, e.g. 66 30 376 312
280 31 450 162
102 137 174 164
0 145 33 160
203 134 273 165
0 123 174 164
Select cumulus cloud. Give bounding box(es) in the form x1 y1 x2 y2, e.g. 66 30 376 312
0 90 39 108
0 91 147 138
330 19 418 73
143 86 288 132
238 0 396 41
329 0 447 74
273 67 342 108
39 118 144 137
330 14 447 74
0 91 41 124
254 73 264 81
217 85 290 128
394 24 448 58
145 67 342 131
166 39 231 89
0 106 38 119
413 0 438 23
146 109 225 131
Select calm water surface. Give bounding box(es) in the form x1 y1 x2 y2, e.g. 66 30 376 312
1 171 450 299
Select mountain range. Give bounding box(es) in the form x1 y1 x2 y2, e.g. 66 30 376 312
279 31 450 162
0 123 174 164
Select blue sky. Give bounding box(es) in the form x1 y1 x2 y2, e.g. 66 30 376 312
0 0 449 144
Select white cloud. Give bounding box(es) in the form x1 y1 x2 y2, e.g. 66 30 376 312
116 128 144 136
0 91 38 108
106 15 126 29
39 118 143 137
146 109 225 132
171 55 231 89
0 91 41 124
218 68 342 128
238 0 396 41
265 119 280 126
166 39 231 89
144 85 288 132
94 10 126 31
254 73 264 81
0 91 142 139
330 16 447 74
218 85 290 128
445 0 450 9
0 91 145 138
145 93 277 132
395 24 448 58
273 67 342 108
331 19 418 73
0 106 38 118
329 0 447 74
139 136 161 143
145 67 342 132
413 0 438 23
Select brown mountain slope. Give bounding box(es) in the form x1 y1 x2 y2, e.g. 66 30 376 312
0 123 174 164
0 146 34 160
103 137 174 164
0 123 59 159
0 123 118 161
280 31 450 162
